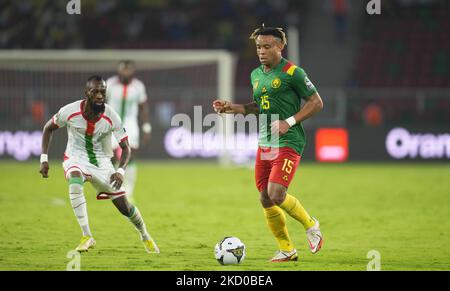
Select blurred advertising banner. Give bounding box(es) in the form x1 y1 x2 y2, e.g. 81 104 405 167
336 126 450 162
1 126 449 162
384 127 450 160
0 130 42 161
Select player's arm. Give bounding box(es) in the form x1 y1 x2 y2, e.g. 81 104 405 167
110 137 131 190
139 99 151 143
291 68 324 122
39 119 60 178
213 100 259 115
138 82 151 144
291 92 324 123
272 67 324 135
272 92 323 136
117 138 131 170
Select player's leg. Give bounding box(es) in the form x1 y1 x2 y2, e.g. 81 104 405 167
268 182 323 254
111 195 159 254
260 189 298 262
267 182 314 228
67 170 96 252
256 147 296 262
123 125 140 201
89 159 158 253
124 148 138 201
267 147 323 254
112 146 138 202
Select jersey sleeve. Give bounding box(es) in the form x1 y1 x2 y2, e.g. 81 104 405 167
109 109 128 143
291 67 317 100
250 69 259 104
51 104 71 128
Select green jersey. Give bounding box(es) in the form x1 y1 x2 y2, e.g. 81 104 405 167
251 58 317 156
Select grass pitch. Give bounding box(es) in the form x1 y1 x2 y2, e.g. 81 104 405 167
0 161 449 270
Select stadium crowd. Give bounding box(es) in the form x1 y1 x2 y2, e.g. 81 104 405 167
0 0 307 54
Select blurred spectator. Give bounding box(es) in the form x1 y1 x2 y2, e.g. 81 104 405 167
363 103 384 127
31 101 45 124
331 0 349 43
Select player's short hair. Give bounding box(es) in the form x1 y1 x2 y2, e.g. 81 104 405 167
86 75 105 87
249 24 287 45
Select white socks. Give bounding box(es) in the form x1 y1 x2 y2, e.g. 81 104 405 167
69 183 92 237
127 206 149 241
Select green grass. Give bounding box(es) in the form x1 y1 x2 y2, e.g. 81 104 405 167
0 161 449 270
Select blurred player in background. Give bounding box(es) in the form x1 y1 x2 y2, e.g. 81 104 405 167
107 60 151 202
213 26 324 262
39 75 159 254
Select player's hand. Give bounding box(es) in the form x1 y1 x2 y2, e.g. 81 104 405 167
213 100 231 114
271 120 290 136
40 162 49 178
110 172 124 190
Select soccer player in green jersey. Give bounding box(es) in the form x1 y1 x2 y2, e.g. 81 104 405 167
213 26 324 262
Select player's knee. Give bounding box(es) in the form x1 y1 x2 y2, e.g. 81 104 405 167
113 197 132 216
68 178 85 207
267 185 286 206
259 191 274 208
68 174 84 195
270 195 285 206
69 171 82 178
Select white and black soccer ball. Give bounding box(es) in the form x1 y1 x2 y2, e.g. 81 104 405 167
214 237 246 265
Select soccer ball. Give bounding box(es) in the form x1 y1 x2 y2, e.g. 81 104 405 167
214 237 246 265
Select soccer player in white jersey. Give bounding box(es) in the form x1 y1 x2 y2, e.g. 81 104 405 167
39 75 159 254
106 60 151 201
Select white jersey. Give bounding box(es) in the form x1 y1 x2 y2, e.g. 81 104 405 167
52 100 128 167
106 76 147 128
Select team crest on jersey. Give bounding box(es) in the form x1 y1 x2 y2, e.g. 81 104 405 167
271 78 281 89
305 76 315 91
253 80 259 91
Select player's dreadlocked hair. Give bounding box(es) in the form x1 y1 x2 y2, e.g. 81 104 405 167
249 24 287 45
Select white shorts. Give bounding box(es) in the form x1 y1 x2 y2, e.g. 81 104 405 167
63 158 127 200
112 122 139 150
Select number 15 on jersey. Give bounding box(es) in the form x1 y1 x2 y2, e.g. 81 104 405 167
261 95 270 110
